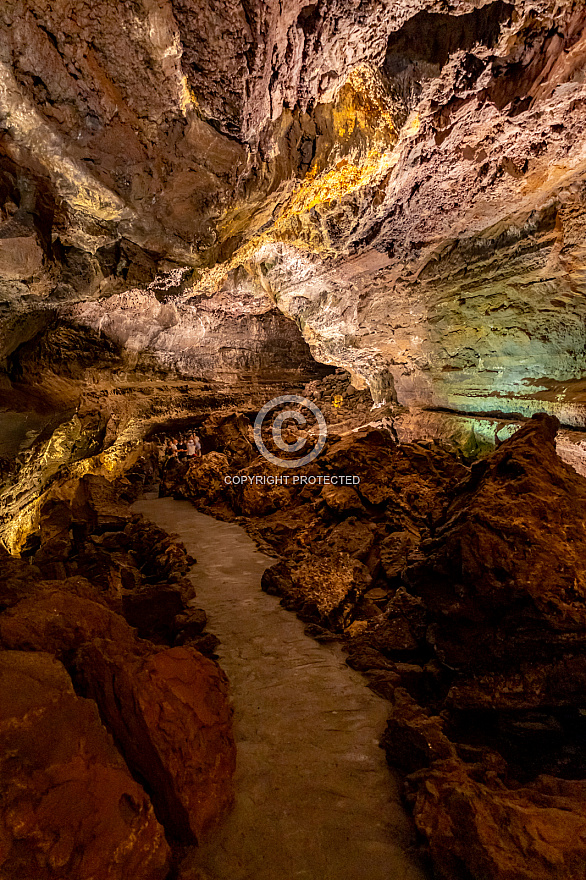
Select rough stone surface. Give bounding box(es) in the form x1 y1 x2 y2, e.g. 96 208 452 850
80 643 236 843
405 413 586 672
409 759 586 880
0 650 171 880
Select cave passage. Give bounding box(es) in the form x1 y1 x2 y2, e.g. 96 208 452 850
133 496 427 880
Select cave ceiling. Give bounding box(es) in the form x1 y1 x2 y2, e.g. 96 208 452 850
1 0 586 431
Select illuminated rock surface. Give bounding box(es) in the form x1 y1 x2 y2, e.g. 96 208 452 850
0 0 585 453
0 649 172 880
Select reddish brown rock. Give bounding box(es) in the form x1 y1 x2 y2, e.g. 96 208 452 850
184 451 231 502
0 546 43 609
410 758 586 880
380 530 419 581
320 429 467 523
79 643 236 842
406 414 586 671
0 590 236 843
380 688 456 773
0 650 170 880
0 588 138 656
198 412 256 468
320 484 365 515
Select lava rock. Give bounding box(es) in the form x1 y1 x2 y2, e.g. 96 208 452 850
79 643 236 843
409 758 586 880
0 650 170 880
380 688 456 773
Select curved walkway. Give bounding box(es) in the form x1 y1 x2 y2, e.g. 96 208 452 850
134 497 428 880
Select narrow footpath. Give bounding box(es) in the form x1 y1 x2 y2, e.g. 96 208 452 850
134 497 428 880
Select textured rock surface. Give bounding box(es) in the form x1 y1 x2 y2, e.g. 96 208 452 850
405 413 586 671
0 650 171 880
409 759 586 880
3 3 586 876
0 589 236 843
80 643 236 843
179 409 586 879
0 0 585 440
0 472 238 869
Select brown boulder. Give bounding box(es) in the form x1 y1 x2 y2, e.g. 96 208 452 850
0 650 170 880
320 429 467 520
0 547 43 609
122 584 187 642
0 591 236 843
410 758 586 880
79 643 236 842
380 530 418 580
320 484 365 515
406 414 586 669
324 517 377 560
184 451 231 502
447 655 586 712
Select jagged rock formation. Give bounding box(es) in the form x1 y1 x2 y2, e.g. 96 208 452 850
0 472 237 875
169 411 586 880
2 4 586 878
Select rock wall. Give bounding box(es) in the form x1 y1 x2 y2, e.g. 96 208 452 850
0 471 237 877
2 0 585 447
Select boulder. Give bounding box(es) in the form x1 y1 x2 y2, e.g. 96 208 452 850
0 650 170 880
446 655 586 712
0 589 139 657
0 547 43 610
380 530 418 580
0 591 236 843
184 451 231 502
79 643 236 842
320 484 365 515
410 758 586 880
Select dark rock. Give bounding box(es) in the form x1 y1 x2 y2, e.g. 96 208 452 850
406 415 586 671
380 530 418 580
408 758 586 880
381 688 456 773
182 632 221 657
173 607 208 641
122 585 186 642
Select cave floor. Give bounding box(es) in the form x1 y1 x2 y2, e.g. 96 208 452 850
133 496 428 880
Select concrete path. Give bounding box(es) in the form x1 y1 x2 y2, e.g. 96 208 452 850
134 497 428 880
